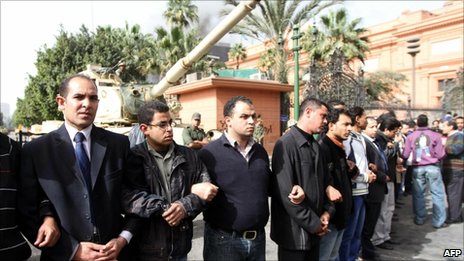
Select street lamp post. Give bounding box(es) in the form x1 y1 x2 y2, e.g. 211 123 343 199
291 24 302 120
407 37 420 116
407 95 412 119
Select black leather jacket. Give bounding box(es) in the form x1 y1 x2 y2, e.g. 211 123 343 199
123 142 210 260
271 127 335 250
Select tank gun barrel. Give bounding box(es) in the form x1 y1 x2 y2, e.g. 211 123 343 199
148 0 259 99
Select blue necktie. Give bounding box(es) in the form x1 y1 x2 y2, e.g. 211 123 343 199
74 132 92 193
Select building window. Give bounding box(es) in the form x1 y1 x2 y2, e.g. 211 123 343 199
438 78 454 91
431 38 461 56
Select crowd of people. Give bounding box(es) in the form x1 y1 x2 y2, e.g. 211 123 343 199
0 73 463 261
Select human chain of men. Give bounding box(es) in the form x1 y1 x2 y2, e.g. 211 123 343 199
1 74 463 260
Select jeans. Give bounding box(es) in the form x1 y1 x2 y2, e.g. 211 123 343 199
338 195 366 261
203 223 266 261
412 165 447 227
319 224 345 261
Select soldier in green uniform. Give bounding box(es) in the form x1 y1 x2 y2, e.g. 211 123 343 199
253 116 265 145
183 112 209 150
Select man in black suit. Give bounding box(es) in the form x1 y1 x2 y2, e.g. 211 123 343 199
18 74 144 260
361 116 389 259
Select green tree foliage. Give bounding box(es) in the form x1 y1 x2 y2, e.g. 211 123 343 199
257 47 277 80
14 24 156 126
442 67 464 115
14 0 207 127
150 25 202 79
221 0 338 82
228 43 247 69
222 0 337 133
163 0 199 28
302 8 369 64
363 71 407 105
147 0 206 81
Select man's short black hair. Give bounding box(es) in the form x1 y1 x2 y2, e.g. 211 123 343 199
327 108 351 125
416 114 429 127
137 100 170 124
379 117 401 131
444 120 458 130
299 97 328 119
401 120 416 128
347 107 364 126
58 74 96 97
223 96 253 117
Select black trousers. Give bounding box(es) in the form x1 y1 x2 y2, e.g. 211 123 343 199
278 244 319 261
361 201 382 259
404 166 414 194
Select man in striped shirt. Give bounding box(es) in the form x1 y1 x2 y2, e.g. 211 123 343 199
0 133 60 259
339 107 377 261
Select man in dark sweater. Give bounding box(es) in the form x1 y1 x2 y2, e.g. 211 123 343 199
319 109 356 261
198 96 303 261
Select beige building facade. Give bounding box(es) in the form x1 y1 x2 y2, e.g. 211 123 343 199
227 1 463 118
361 0 463 116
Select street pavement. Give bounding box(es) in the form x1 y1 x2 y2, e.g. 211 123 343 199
372 193 463 261
28 192 463 260
189 191 464 261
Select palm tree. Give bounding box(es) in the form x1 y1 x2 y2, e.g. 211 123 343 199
117 23 158 81
142 0 213 83
228 43 247 70
222 0 338 133
257 47 277 79
150 26 201 79
163 0 199 28
302 8 370 64
221 0 338 82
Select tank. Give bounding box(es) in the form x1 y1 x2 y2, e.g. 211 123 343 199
78 63 149 129
23 0 259 138
148 0 259 99
87 0 260 139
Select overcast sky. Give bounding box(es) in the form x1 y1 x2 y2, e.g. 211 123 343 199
0 0 446 116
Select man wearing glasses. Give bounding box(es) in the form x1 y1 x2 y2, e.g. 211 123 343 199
124 100 218 260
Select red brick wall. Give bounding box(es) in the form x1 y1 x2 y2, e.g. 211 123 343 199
178 87 282 155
